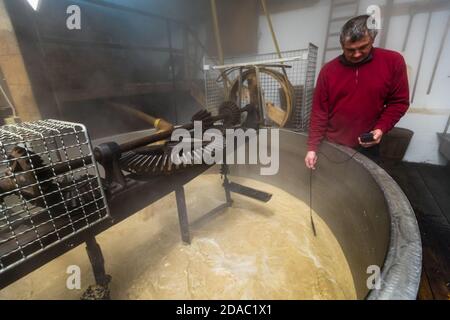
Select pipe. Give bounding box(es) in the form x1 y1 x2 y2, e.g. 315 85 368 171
108 103 173 132
210 0 224 65
260 0 287 77
209 0 232 91
260 0 282 59
117 104 255 154
117 114 223 154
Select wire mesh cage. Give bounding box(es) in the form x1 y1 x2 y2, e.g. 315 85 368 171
204 43 318 131
0 120 109 274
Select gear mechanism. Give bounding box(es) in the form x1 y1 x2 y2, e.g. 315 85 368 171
218 101 242 127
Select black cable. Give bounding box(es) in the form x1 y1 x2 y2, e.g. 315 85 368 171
309 168 317 237
317 149 360 164
308 148 359 237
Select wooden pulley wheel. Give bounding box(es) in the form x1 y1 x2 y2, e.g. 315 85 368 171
228 68 294 127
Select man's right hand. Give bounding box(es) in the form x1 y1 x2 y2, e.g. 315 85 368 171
305 151 318 170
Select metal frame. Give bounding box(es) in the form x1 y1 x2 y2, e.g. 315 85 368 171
204 45 318 132
0 142 211 289
205 55 308 70
0 120 109 276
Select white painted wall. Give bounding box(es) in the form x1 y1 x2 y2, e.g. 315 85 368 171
258 0 330 70
258 0 450 165
397 112 448 164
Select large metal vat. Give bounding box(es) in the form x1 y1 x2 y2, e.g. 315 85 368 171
229 129 422 299
97 127 422 299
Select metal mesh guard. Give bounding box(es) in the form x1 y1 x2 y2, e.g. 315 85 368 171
204 44 318 132
0 119 109 274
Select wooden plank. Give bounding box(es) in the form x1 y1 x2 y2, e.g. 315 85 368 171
417 268 435 300
421 244 450 300
403 164 449 227
385 163 450 300
416 164 450 225
265 102 286 126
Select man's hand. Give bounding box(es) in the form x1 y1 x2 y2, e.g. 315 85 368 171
305 151 318 170
358 129 383 148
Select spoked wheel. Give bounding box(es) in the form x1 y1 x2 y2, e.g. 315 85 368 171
228 68 294 127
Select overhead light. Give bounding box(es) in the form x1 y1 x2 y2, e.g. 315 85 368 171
26 0 41 11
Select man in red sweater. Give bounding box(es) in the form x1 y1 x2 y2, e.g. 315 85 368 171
305 15 409 169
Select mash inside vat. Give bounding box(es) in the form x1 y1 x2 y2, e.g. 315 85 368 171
0 174 356 300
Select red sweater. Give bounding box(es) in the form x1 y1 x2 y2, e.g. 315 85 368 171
307 47 409 152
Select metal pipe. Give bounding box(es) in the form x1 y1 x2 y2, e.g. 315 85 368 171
210 55 305 70
116 117 214 154
167 20 179 124
108 103 174 133
116 104 255 154
260 0 282 59
210 0 231 92
260 0 287 77
210 0 224 65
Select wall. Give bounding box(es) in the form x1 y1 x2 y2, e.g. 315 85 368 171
258 0 329 64
0 0 40 121
4 0 210 137
385 5 450 164
257 0 450 165
206 0 260 57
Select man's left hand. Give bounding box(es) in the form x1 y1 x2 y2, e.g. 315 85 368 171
358 129 383 148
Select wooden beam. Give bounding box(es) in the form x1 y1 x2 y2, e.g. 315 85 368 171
210 0 224 64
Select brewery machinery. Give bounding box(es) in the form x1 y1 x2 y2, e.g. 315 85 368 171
0 102 269 299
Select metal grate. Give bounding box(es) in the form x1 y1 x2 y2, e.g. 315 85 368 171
203 56 226 117
204 44 318 131
0 119 109 274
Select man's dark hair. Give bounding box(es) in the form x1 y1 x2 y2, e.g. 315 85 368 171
340 14 378 44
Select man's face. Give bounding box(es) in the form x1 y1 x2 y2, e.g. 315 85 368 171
341 34 374 64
